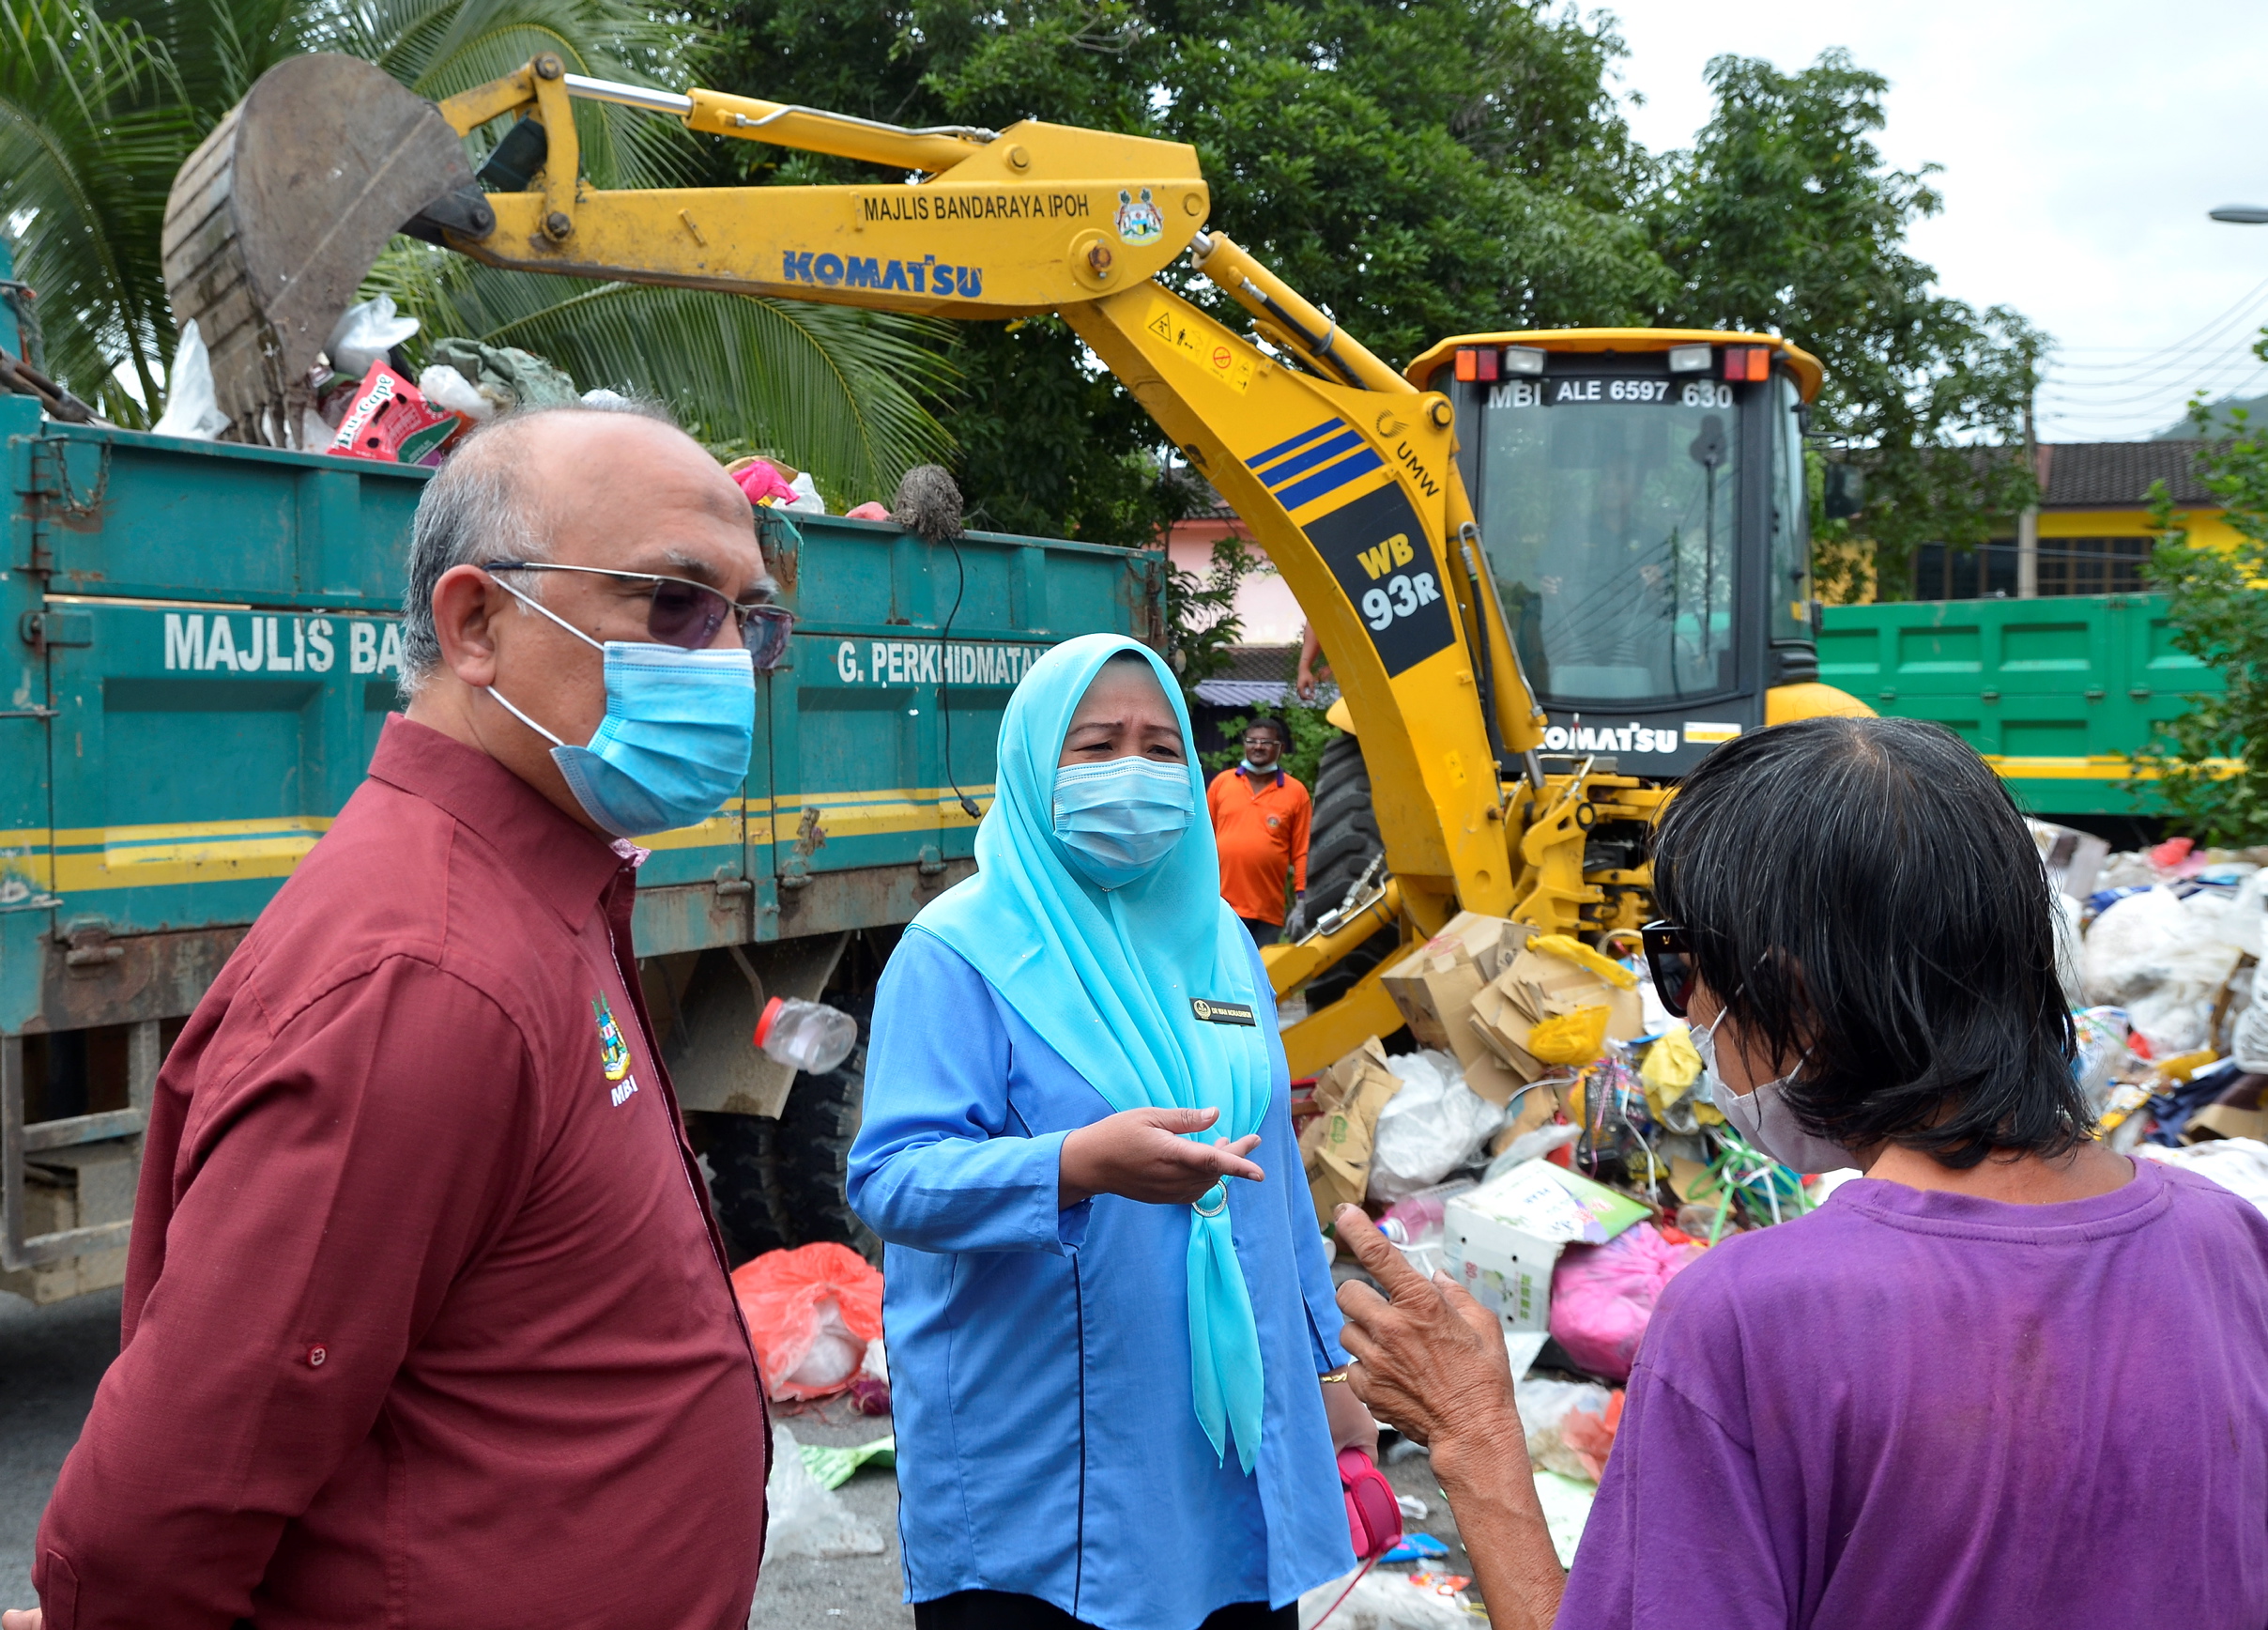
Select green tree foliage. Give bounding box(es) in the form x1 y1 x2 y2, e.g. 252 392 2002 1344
0 0 193 423
0 0 952 491
1646 52 2046 598
2134 407 2268 842
698 0 1672 542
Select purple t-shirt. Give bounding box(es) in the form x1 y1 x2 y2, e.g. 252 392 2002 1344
1559 1158 2268 1629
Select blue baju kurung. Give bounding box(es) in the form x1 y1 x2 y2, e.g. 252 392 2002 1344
850 929 1356 1630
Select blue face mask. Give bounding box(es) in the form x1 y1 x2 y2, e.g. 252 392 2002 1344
1051 755 1193 889
484 579 756 838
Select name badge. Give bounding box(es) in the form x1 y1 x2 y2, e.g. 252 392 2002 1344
1190 998 1257 1026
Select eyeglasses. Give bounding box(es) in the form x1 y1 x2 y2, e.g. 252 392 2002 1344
1640 920 1695 1018
482 560 796 669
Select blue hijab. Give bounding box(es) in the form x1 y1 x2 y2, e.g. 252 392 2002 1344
910 633 1274 1471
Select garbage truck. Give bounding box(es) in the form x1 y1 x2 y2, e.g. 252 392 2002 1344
0 238 1165 1299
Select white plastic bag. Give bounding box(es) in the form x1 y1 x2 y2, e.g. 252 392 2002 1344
780 1297 864 1394
1299 1568 1473 1629
419 363 496 423
784 470 828 514
1368 1049 1503 1202
152 321 229 440
325 294 419 378
764 1423 885 1560
2083 887 2244 1055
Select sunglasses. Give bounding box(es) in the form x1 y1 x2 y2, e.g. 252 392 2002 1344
482 560 796 669
1640 919 1695 1018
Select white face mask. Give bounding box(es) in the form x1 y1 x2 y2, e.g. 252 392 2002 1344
1693 1008 1853 1175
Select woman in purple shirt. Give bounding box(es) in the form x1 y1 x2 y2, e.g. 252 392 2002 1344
1334 715 2268 1630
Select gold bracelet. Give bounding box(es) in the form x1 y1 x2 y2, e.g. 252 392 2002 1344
1320 1367 1352 1384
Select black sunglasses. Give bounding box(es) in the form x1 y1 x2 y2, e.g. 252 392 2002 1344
1640 919 1695 1018
483 560 796 669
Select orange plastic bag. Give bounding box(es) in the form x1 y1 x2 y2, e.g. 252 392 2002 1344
729 1242 884 1401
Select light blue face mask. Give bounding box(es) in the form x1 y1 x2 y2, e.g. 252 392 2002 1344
483 578 755 838
1051 755 1194 889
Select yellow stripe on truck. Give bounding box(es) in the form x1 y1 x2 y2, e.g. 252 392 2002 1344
9 787 1001 894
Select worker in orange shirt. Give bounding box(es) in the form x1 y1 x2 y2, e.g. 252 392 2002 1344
1207 717 1310 946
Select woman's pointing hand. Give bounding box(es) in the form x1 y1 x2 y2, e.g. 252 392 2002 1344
1060 1106 1263 1207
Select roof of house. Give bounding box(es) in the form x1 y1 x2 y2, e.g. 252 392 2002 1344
1190 642 1337 709
2039 441 2217 510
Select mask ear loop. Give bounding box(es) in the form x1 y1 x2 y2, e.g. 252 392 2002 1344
476 573 601 748
484 683 566 748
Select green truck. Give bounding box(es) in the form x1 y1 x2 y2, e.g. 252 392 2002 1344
1817 592 2223 820
0 347 1164 1303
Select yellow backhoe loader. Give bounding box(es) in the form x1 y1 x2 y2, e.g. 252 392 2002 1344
163 53 1869 1076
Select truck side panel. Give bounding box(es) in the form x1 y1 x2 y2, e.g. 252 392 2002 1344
1816 593 2220 815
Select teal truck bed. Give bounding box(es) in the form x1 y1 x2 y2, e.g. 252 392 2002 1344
1816 593 2224 817
0 396 1163 1298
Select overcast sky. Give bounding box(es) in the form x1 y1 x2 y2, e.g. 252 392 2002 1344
1602 0 2268 443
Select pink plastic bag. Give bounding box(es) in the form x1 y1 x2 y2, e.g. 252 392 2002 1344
1548 1222 1699 1380
728 1242 884 1401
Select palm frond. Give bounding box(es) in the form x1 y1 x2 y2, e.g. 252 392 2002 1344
0 0 194 422
369 240 957 506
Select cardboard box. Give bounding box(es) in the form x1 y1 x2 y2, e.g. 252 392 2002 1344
1430 911 1537 982
1380 940 1487 1051
1299 1037 1404 1225
1444 1160 1650 1370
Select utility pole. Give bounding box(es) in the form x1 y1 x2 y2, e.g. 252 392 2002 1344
2016 376 2040 599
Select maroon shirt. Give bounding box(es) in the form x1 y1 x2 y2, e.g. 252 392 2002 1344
35 717 767 1630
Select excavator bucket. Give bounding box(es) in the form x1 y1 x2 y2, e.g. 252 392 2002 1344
162 54 489 446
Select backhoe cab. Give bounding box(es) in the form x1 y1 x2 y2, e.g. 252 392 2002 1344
1407 330 1861 775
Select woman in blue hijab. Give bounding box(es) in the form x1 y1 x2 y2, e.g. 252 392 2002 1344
850 634 1368 1630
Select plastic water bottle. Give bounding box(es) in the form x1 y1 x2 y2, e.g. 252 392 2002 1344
755 996 858 1074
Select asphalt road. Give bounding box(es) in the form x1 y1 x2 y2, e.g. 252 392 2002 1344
0 1291 1473 1629
0 1286 120 1615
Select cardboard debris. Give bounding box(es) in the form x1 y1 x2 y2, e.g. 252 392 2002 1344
1444 1160 1651 1368
1380 912 1540 1061
1299 1037 1404 1226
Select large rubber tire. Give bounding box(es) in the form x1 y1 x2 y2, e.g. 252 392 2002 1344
693 995 881 1267
777 993 881 1264
1302 732 1397 1012
696 1112 794 1265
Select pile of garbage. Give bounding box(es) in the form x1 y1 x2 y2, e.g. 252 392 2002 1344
2059 824 2268 1204
1295 910 1824 1597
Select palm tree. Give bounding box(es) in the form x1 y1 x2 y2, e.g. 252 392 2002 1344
0 0 953 500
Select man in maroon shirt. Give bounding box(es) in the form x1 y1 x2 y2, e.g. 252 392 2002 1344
9 405 773 1630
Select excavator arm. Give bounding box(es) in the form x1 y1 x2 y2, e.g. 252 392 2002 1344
163 53 1556 1069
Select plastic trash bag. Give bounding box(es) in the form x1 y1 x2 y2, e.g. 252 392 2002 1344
1548 1222 1699 1381
764 1423 885 1560
2083 887 2244 1055
1298 1567 1473 1629
799 1433 895 1491
784 469 827 514
418 363 496 423
425 336 579 412
152 321 229 440
1558 1388 1623 1480
325 294 419 378
1514 1376 1613 1481
729 1241 884 1400
1369 1049 1503 1202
